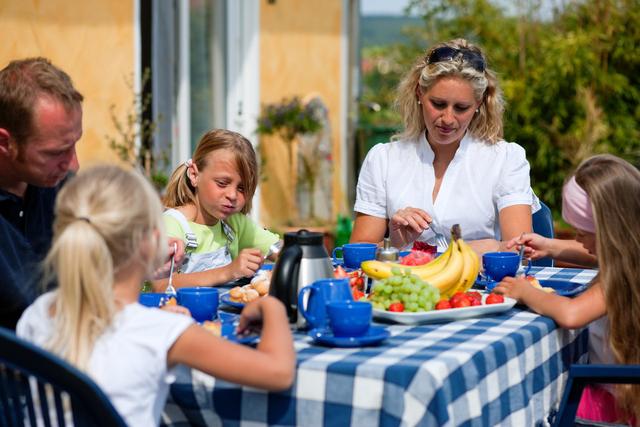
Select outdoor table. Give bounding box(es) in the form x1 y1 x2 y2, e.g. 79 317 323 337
161 266 597 427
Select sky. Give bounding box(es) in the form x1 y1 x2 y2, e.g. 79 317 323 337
361 0 555 19
360 0 414 16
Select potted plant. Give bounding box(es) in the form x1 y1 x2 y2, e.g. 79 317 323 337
256 96 325 221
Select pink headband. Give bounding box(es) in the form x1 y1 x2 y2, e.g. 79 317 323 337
562 176 596 233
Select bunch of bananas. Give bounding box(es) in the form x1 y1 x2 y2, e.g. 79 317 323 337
361 224 480 299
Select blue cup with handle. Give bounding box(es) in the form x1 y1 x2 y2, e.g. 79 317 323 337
139 293 166 308
298 278 353 330
327 301 372 337
177 287 219 323
483 252 520 283
332 243 377 269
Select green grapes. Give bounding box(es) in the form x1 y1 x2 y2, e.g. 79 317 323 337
368 272 441 312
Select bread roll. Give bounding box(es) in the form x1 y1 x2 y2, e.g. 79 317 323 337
252 278 270 296
243 288 260 302
229 286 244 302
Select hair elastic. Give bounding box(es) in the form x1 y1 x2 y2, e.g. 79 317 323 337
562 176 596 233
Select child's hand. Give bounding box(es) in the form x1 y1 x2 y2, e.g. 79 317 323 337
236 296 268 335
493 276 534 302
230 248 263 279
152 238 186 280
504 233 550 260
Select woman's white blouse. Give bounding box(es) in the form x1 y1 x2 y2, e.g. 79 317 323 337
354 132 540 249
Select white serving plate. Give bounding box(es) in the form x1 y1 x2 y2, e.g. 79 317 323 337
372 293 517 325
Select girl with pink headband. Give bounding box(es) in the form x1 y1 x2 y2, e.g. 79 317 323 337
495 154 640 424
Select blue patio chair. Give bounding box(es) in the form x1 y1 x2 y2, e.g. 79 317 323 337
0 327 126 427
551 364 640 427
532 200 554 267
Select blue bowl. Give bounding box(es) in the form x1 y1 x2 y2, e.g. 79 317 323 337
139 293 165 308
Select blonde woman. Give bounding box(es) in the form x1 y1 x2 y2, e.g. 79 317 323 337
351 38 539 255
17 165 295 426
496 154 640 424
157 129 281 289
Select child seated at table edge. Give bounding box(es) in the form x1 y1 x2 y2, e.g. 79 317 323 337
153 129 281 291
495 154 640 425
16 165 295 427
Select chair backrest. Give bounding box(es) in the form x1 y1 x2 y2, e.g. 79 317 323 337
0 327 127 427
552 364 640 427
532 200 554 267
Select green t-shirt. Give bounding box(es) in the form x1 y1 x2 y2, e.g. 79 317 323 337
164 213 279 258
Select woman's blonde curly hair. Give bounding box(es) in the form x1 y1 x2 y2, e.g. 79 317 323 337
394 38 505 144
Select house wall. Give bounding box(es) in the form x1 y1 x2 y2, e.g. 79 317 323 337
0 0 135 167
259 0 346 227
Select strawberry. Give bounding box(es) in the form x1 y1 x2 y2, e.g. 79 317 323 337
449 292 469 306
351 289 365 300
388 302 405 312
466 291 482 302
435 300 452 310
486 293 505 305
334 265 348 278
452 297 471 308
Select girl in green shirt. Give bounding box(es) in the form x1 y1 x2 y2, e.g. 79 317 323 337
155 129 280 289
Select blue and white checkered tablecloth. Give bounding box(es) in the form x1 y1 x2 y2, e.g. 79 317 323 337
161 267 597 427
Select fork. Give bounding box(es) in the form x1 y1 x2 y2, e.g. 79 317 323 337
263 241 283 260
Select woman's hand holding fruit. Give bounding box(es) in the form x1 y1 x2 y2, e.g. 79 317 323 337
389 207 432 248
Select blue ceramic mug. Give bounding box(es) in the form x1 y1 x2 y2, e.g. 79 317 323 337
327 301 372 337
177 287 219 323
483 252 520 282
298 278 353 330
332 243 377 269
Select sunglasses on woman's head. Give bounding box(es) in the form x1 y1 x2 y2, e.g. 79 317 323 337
426 46 486 72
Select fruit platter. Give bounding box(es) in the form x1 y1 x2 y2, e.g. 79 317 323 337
362 224 516 324
372 291 516 325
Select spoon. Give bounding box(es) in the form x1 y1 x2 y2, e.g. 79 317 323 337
517 233 526 276
165 242 178 297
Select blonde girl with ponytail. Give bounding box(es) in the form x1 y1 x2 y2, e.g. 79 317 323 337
17 165 294 426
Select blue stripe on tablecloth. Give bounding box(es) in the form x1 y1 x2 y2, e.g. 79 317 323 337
481 327 589 426
212 383 243 423
529 267 597 282
166 369 210 427
371 309 531 425
416 312 577 426
267 391 296 425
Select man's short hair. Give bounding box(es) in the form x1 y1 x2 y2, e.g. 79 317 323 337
0 57 83 145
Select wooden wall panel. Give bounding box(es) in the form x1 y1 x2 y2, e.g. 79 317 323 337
259 0 345 226
0 0 135 167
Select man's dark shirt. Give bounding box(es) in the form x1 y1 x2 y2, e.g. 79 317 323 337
0 185 57 329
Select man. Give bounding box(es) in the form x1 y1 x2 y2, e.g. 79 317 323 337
0 57 83 329
0 58 186 329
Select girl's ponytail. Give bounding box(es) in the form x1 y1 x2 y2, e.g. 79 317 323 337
45 219 115 370
163 163 197 208
44 165 166 371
